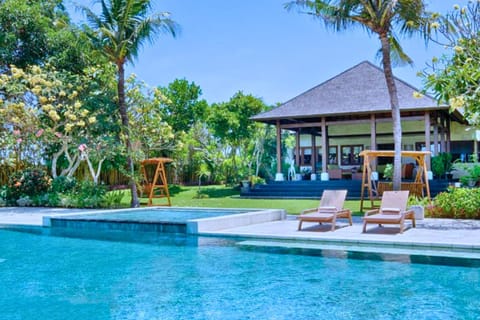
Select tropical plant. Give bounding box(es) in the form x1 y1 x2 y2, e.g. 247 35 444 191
431 187 480 219
431 152 453 179
286 0 429 190
208 91 268 183
422 1 480 126
79 0 178 207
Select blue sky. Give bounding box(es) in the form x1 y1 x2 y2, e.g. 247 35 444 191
68 0 464 105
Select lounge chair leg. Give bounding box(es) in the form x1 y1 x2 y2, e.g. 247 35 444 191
412 216 416 228
399 223 404 234
298 221 302 231
362 221 367 233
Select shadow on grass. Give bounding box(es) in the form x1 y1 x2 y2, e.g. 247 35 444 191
195 187 239 198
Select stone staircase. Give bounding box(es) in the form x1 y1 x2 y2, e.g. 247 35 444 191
241 179 451 200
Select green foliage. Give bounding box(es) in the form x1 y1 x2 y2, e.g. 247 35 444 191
101 190 127 208
0 185 6 206
50 176 77 194
431 187 480 219
431 153 453 178
383 164 393 180
6 168 51 204
459 164 480 187
407 195 429 207
67 181 107 208
422 1 480 126
160 78 208 133
250 175 266 186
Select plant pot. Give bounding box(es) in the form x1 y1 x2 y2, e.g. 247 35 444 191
409 205 424 220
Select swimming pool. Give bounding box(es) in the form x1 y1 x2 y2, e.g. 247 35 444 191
1 229 479 320
44 207 286 234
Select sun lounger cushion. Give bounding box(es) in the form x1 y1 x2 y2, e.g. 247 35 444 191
381 207 401 214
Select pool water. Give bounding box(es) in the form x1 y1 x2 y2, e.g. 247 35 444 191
1 229 479 320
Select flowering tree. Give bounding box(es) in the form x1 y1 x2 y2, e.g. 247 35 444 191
0 64 115 182
422 2 480 126
126 75 177 160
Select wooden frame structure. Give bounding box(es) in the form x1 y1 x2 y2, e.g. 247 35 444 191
359 150 431 211
140 157 172 206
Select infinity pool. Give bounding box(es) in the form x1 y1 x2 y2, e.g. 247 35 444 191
1 229 479 320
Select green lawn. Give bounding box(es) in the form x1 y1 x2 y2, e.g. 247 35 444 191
119 185 362 215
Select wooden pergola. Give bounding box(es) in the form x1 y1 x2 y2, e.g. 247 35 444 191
140 157 172 206
359 150 431 211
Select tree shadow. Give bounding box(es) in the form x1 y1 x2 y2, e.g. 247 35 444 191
195 187 238 198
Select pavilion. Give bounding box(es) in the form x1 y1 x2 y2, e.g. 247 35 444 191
251 61 470 181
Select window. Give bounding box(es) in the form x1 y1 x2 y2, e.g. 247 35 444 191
328 146 338 164
341 145 363 165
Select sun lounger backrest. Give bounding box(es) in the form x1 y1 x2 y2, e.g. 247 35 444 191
380 191 409 213
319 190 347 211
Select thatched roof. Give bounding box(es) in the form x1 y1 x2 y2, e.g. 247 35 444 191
252 61 449 124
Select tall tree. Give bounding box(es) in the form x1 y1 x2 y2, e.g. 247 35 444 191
160 78 208 133
79 0 178 207
208 92 267 182
287 0 428 190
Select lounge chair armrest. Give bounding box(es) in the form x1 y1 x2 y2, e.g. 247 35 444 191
403 209 415 219
300 208 317 215
364 209 379 217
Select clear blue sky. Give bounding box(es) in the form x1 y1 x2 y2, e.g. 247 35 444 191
68 0 465 105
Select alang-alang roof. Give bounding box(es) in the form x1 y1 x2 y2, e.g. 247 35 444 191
252 61 448 124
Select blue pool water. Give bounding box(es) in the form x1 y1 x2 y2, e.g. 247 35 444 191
1 229 479 320
59 207 253 223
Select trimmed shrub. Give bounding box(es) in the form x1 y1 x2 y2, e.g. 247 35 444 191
428 187 480 219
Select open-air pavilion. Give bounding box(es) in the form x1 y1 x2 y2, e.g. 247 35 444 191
247 61 471 199
252 61 468 180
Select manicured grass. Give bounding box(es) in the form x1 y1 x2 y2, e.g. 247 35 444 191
119 185 362 215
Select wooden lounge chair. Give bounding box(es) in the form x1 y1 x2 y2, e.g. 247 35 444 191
362 190 416 234
298 190 352 231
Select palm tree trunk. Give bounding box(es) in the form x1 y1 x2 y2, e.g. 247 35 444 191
118 61 140 207
380 34 402 191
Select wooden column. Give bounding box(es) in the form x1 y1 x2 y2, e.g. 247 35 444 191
446 117 451 153
276 120 282 173
295 131 300 167
425 112 431 170
321 117 327 173
311 132 316 172
433 122 439 156
440 114 446 153
370 114 377 171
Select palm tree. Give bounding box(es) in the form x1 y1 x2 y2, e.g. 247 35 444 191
79 0 178 206
286 0 428 190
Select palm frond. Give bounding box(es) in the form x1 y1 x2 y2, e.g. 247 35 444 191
375 35 413 67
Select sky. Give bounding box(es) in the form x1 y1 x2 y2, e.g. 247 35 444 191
67 0 466 106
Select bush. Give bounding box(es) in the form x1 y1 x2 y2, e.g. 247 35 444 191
69 181 107 208
50 176 77 194
101 190 126 208
429 187 480 219
6 168 51 204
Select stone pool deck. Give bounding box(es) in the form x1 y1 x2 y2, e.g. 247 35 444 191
1 207 480 252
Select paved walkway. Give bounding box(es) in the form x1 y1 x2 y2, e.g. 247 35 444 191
203 216 480 251
1 207 480 251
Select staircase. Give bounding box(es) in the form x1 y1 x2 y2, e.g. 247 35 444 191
241 179 451 200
